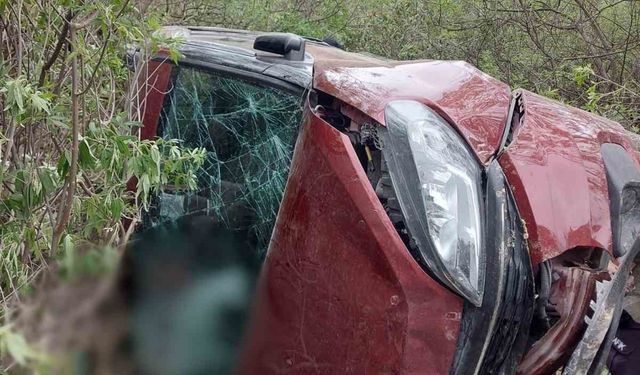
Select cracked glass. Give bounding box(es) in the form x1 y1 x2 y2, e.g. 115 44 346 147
144 65 304 255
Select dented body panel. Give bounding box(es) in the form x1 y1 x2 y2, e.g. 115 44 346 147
498 91 640 264
309 56 511 164
308 50 638 264
517 264 596 374
239 110 462 374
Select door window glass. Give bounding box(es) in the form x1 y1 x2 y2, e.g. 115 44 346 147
146 66 304 255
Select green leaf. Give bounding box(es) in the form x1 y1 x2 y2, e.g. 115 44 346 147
125 120 143 128
150 145 161 164
168 48 182 64
79 138 96 169
110 197 124 218
66 50 79 62
1 193 24 213
0 326 43 366
572 65 594 88
23 183 35 211
4 78 26 114
147 15 161 30
37 167 56 195
62 234 75 276
30 91 50 114
140 174 150 198
24 228 36 256
14 170 27 194
49 115 68 129
88 121 98 135
57 152 70 179
115 136 129 155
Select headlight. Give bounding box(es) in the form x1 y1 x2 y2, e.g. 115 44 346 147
381 100 485 306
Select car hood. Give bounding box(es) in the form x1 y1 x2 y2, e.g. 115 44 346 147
307 46 640 263
499 90 640 264
306 45 511 164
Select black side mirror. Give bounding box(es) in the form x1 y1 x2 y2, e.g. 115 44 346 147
253 34 306 61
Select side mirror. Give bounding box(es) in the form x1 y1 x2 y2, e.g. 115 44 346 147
253 34 306 61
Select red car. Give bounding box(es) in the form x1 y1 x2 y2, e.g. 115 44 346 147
128 26 640 374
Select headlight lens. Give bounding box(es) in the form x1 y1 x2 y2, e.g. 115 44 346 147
381 100 485 306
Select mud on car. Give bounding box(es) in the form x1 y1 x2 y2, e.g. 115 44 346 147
126 26 640 374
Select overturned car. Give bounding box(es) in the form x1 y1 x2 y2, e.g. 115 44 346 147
128 26 640 374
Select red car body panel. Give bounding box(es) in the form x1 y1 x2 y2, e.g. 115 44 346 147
139 60 173 140
498 90 640 264
309 54 511 164
126 60 173 194
238 110 462 374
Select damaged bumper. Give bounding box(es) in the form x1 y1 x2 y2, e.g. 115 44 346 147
563 238 640 374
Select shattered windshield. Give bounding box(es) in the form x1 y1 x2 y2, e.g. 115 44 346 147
145 65 304 255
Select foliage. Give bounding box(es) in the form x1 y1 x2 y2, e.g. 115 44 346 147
0 324 50 374
0 0 204 371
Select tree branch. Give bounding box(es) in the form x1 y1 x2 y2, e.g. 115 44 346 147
51 25 80 255
38 10 73 88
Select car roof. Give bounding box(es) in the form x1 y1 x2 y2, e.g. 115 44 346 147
159 26 393 89
162 26 291 51
158 26 318 88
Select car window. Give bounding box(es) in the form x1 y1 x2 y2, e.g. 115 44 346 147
145 65 304 255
